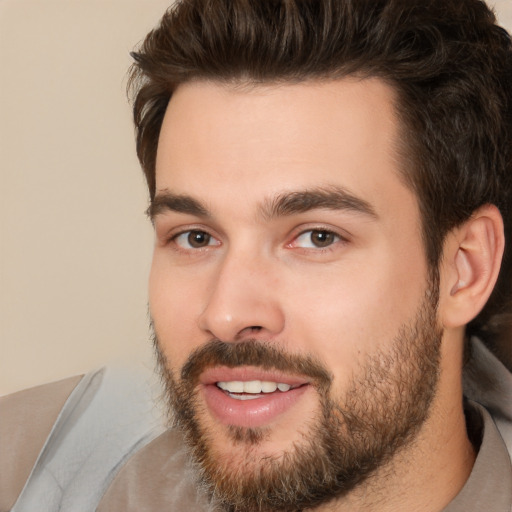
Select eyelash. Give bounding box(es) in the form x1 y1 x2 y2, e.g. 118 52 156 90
165 226 346 254
288 228 347 251
168 229 219 251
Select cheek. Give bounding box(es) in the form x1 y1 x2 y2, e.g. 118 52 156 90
284 253 427 382
149 254 205 365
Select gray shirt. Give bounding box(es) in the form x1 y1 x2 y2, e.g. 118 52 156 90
3 337 512 511
443 402 512 512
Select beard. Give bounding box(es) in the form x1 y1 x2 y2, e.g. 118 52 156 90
153 282 442 512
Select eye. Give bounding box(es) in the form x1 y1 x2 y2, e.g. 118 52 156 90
293 229 341 249
173 230 219 249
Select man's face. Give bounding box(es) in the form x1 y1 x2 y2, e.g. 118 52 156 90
150 79 441 510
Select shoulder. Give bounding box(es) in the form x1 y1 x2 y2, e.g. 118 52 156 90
1 367 166 512
0 375 84 512
97 428 213 512
463 337 512 454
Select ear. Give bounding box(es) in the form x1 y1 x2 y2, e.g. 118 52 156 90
439 204 504 329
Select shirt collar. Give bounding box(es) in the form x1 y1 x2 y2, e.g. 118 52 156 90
443 401 512 512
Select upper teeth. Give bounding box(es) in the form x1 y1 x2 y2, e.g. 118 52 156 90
217 381 292 394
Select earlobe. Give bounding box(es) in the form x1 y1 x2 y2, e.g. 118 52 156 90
442 205 504 328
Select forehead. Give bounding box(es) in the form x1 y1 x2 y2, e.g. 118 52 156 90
154 78 415 221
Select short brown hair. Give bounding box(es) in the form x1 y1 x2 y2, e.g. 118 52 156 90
129 0 512 361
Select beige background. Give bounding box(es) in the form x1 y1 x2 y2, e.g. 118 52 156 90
1 1 512 395
0 0 172 395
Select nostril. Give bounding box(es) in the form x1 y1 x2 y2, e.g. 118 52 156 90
234 325 264 340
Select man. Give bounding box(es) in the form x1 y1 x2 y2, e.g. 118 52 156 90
2 0 512 511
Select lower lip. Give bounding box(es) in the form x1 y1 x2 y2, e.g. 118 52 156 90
202 384 310 428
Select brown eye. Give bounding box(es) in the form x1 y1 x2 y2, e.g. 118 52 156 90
293 229 340 249
173 230 217 249
187 231 211 248
310 230 337 247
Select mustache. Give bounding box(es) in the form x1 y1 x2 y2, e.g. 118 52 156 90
179 339 333 388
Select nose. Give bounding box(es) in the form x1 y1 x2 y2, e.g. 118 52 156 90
198 250 285 342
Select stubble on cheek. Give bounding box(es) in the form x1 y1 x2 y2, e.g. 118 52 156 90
150 281 442 512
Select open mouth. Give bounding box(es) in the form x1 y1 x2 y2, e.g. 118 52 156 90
216 380 301 400
199 368 311 428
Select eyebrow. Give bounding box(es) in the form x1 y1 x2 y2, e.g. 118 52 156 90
260 186 377 221
148 193 210 221
148 186 377 222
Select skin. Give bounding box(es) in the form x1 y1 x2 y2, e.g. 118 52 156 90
150 78 477 511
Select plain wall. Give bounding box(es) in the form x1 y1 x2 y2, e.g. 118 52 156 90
1 0 511 395
0 0 173 395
